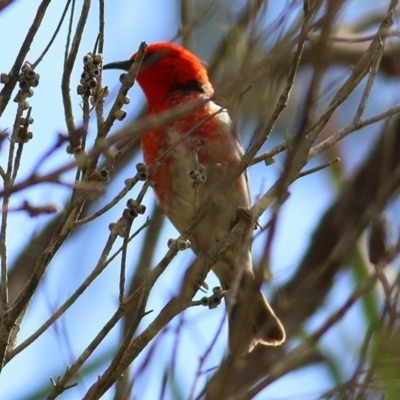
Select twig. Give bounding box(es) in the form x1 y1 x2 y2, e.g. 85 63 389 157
99 42 147 138
251 156 340 220
0 0 15 12
61 0 91 137
0 0 52 117
0 207 8 311
95 0 106 135
160 313 185 400
309 103 400 158
352 39 384 123
85 42 147 176
32 0 73 68
63 0 75 67
114 206 164 397
75 174 141 227
327 30 400 43
98 0 105 54
298 157 340 178
119 221 132 304
250 139 289 166
252 100 400 166
0 94 29 312
305 16 388 141
80 89 90 179
10 144 23 185
298 0 341 138
7 201 58 217
188 312 227 400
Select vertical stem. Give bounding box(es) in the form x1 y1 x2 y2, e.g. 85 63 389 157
0 197 9 309
62 0 91 136
95 0 105 134
1 93 29 310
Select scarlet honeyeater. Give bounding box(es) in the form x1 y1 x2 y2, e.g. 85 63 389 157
104 42 285 353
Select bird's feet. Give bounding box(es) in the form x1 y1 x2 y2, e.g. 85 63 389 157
191 286 227 309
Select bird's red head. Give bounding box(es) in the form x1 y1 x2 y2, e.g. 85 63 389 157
104 42 213 112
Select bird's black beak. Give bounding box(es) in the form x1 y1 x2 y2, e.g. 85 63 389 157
103 59 133 71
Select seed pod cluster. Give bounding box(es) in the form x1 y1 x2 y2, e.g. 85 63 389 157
113 94 131 121
108 198 147 237
4 61 40 108
167 238 191 251
16 115 34 144
189 164 207 187
126 198 146 217
4 61 39 143
135 162 147 181
77 52 109 105
19 62 40 92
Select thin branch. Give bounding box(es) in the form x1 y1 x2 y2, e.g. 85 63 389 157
119 221 132 304
98 0 105 54
100 42 147 138
327 29 400 43
10 144 23 184
32 0 73 68
0 0 52 117
309 103 400 158
63 0 75 67
75 173 142 227
352 40 384 123
298 157 340 178
95 0 106 135
61 0 91 136
0 94 30 313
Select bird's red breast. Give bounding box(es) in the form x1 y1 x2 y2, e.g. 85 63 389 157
132 42 237 206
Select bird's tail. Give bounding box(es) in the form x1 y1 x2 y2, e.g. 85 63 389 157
227 278 285 354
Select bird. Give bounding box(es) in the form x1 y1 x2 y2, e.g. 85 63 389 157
103 42 285 353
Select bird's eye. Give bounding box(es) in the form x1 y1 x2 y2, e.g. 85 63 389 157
142 51 163 68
